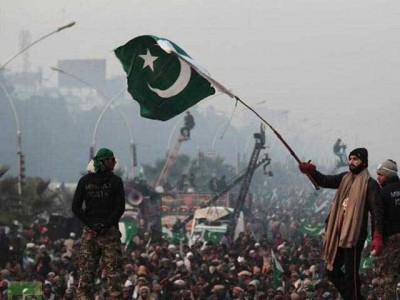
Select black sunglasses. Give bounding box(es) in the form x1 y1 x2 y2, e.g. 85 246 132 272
103 157 116 162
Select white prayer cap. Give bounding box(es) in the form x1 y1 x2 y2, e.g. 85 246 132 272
176 260 185 267
26 243 35 249
124 280 133 287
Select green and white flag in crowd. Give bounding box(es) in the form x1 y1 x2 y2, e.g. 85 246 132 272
271 249 284 289
114 35 216 121
119 221 138 244
204 229 225 243
359 256 374 274
298 221 325 237
8 281 42 297
162 227 174 241
363 233 373 249
162 227 188 244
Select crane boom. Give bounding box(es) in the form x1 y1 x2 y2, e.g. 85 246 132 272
155 138 186 188
226 125 266 240
173 138 270 232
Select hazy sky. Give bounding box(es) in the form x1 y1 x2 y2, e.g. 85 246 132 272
1 0 400 167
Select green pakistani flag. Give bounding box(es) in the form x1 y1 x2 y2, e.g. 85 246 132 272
271 250 284 289
162 227 173 241
359 256 374 274
114 35 216 121
119 221 138 244
298 221 325 237
204 229 225 243
162 227 188 244
8 281 42 297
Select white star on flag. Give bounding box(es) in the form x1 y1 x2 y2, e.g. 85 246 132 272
139 49 158 71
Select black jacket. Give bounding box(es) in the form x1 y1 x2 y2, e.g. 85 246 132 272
380 176 400 238
313 170 383 243
72 171 125 228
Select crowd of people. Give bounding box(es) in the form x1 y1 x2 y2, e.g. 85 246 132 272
0 199 330 300
0 147 399 300
0 191 393 299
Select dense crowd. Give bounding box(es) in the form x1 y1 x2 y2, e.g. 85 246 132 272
0 186 388 299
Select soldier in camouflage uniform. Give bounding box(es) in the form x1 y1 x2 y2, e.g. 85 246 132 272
72 148 125 300
374 159 400 299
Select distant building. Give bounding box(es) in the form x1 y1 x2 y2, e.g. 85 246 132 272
8 69 43 93
55 59 108 110
57 59 106 91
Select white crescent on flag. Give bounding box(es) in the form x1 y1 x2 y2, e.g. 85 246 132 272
148 57 191 98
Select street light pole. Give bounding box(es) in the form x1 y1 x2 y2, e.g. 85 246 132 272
50 67 134 177
91 88 126 153
90 88 132 175
0 21 76 195
0 21 76 70
0 81 23 195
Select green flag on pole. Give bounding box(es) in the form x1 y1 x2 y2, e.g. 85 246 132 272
271 250 284 289
162 227 188 244
359 255 374 274
119 221 138 244
8 281 42 297
204 229 225 243
114 35 215 121
298 221 325 237
162 227 173 241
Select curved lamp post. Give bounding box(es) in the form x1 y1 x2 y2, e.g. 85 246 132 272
90 88 127 154
89 89 132 176
0 21 76 195
0 21 76 70
0 81 23 195
50 67 133 177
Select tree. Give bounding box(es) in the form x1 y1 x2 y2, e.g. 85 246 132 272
0 175 73 226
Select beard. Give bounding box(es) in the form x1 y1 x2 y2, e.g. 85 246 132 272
349 163 365 174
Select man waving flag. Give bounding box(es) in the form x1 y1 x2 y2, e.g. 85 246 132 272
114 35 215 121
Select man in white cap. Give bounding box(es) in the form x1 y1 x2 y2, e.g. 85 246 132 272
375 159 400 299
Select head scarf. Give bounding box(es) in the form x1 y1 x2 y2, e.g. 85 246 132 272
87 148 114 173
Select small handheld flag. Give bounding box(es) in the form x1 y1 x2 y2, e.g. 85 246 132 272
271 250 284 288
114 35 215 121
298 221 325 237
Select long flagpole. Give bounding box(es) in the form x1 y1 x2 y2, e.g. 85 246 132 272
157 40 319 190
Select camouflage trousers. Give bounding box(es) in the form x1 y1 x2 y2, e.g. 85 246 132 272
77 226 123 300
374 233 400 300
